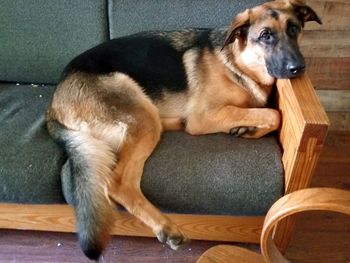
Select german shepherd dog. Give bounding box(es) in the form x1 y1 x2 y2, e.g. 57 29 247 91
46 0 320 260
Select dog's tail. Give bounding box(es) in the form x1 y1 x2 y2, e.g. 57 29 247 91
47 119 118 260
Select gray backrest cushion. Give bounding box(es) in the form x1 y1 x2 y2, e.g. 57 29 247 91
0 0 268 83
108 0 266 38
0 0 108 84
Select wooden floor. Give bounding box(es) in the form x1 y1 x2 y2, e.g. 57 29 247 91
0 131 349 263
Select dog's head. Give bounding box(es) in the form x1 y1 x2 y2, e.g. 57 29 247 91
223 0 321 83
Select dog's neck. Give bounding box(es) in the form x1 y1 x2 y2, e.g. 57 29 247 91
218 46 275 107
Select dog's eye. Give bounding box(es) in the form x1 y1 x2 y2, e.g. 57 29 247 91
259 29 273 43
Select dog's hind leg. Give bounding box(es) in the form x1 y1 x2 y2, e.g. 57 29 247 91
109 136 188 250
108 112 188 250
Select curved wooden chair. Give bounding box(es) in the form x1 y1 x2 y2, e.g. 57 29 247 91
197 188 350 263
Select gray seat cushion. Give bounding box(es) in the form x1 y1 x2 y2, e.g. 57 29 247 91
0 83 283 215
0 0 108 84
0 84 66 203
142 132 284 215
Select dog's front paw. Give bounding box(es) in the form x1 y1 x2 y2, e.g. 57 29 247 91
156 224 188 250
229 126 257 137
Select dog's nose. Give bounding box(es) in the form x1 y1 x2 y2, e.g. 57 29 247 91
287 62 305 76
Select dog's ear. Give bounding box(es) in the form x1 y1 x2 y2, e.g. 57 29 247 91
289 0 322 26
222 9 250 49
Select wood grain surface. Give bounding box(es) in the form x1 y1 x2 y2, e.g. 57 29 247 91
274 74 329 251
306 57 350 90
302 0 350 115
305 0 350 31
0 205 264 243
196 245 264 263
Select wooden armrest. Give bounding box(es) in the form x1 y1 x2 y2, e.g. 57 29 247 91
276 73 329 193
274 73 330 251
261 188 350 263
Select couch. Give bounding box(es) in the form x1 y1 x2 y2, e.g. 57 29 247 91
0 0 329 252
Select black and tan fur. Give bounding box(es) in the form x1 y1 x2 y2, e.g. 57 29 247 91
46 0 321 260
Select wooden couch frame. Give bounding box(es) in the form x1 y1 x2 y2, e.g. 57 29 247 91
0 73 329 252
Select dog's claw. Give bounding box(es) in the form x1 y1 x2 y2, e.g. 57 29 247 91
156 225 188 250
229 126 257 137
